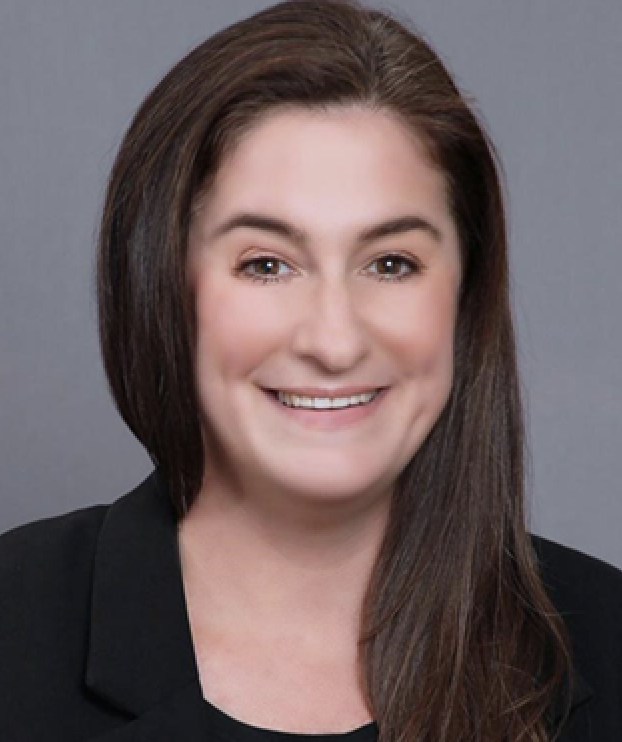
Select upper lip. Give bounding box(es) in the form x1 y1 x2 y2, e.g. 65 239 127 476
264 386 385 398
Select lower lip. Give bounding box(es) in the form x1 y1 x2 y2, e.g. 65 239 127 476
262 387 389 431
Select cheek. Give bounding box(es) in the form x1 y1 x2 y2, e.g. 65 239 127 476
416 294 456 369
193 276 284 378
383 276 458 382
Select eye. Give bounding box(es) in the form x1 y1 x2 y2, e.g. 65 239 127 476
367 254 423 282
237 256 294 284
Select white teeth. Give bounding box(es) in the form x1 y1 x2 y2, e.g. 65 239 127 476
276 390 379 409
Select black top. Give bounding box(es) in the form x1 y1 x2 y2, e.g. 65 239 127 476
0 469 621 741
203 696 378 742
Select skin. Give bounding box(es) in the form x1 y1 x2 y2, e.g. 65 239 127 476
178 105 462 732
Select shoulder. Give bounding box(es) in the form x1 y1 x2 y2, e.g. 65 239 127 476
531 534 622 616
0 504 111 638
0 502 109 558
0 503 110 580
0 488 155 739
531 534 622 722
531 534 622 641
0 472 166 629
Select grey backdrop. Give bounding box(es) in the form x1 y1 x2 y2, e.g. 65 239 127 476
1 1 621 568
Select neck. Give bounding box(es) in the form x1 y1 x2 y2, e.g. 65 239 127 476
177 478 391 648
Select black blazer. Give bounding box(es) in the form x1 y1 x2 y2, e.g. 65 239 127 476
1 470 621 741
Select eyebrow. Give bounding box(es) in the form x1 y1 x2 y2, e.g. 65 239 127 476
209 212 443 247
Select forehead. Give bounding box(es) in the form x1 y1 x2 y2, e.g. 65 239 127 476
198 107 452 232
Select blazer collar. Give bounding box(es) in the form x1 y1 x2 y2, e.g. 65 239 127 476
83 470 594 740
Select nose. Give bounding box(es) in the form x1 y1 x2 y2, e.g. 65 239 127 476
289 277 370 372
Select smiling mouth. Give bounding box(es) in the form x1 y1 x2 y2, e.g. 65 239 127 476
262 387 387 409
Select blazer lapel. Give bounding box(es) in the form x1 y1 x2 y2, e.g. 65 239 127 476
84 471 212 740
86 684 214 742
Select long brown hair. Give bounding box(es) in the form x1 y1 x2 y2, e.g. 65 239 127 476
97 1 572 739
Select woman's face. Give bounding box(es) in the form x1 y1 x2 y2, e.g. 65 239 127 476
187 106 461 510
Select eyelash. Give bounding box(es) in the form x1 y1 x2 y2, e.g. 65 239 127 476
237 253 424 284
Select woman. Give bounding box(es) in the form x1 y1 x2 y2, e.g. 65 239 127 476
1 0 620 740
